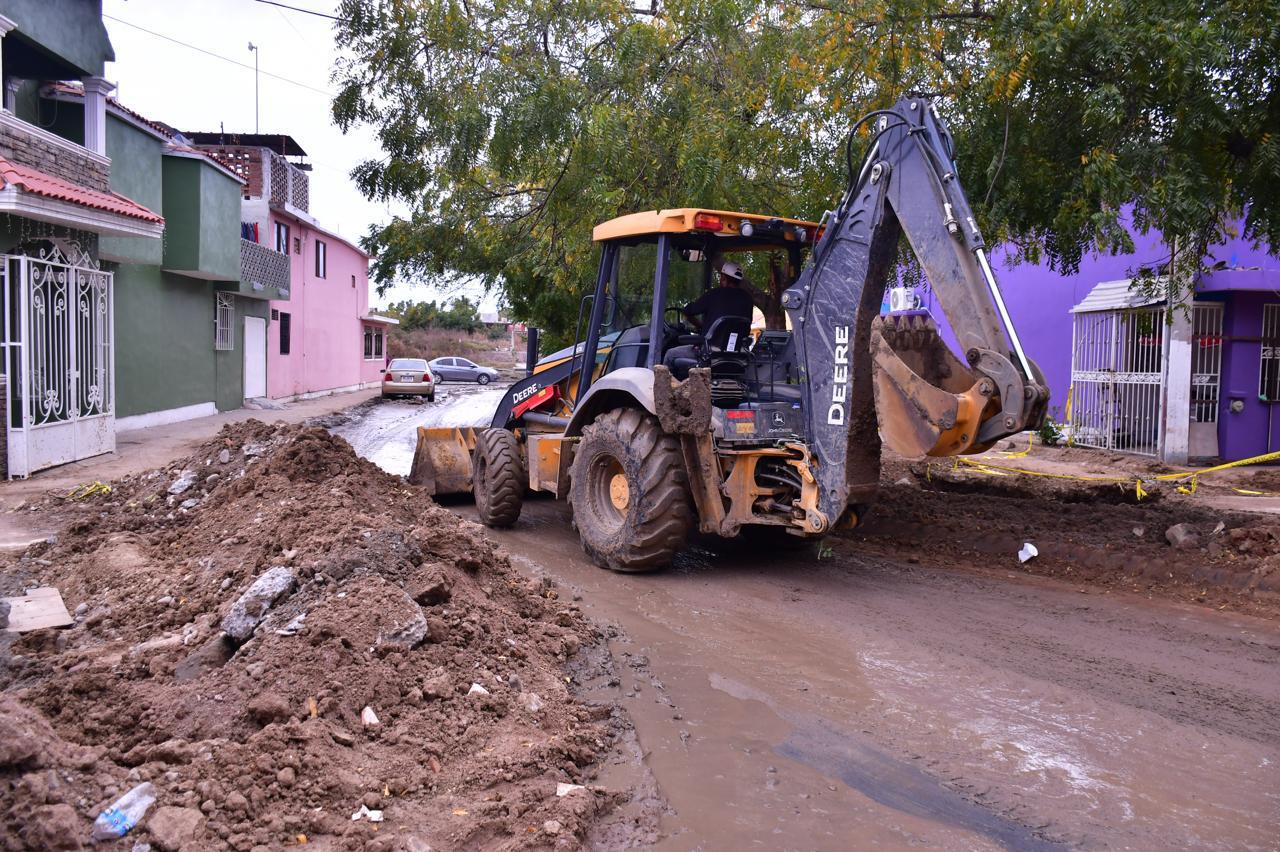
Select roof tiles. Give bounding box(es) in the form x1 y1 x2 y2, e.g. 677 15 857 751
0 156 164 223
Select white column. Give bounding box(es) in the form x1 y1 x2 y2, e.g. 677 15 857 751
0 15 17 113
82 76 115 156
1161 304 1193 465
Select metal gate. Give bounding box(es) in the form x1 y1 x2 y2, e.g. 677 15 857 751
1189 303 1223 458
1069 306 1165 455
4 242 115 478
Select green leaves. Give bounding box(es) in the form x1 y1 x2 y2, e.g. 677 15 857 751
336 0 1280 340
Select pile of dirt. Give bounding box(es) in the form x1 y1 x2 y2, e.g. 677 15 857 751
0 422 626 850
847 456 1280 618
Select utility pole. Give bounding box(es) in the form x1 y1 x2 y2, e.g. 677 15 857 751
247 42 259 133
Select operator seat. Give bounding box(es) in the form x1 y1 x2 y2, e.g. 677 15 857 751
663 315 752 381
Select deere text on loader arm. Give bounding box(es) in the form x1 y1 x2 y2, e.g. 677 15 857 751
411 95 1049 572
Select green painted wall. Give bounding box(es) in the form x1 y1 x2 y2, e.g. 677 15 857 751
112 267 215 418
215 297 269 411
162 157 240 280
100 113 164 265
3 0 114 77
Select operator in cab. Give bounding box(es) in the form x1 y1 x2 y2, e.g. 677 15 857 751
683 260 755 332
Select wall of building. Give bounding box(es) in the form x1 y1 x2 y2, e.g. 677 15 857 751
113 266 217 417
99 111 163 266
265 213 374 398
1218 291 1280 459
2 0 114 77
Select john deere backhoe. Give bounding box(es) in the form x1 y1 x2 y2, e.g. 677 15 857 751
410 95 1048 571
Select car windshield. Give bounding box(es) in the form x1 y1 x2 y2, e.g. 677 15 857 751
389 359 428 370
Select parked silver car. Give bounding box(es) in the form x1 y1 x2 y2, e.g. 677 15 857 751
427 356 499 385
382 358 436 401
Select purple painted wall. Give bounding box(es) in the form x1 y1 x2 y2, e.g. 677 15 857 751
906 221 1280 460
1218 291 1280 458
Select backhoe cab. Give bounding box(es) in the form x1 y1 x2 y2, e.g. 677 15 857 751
412 95 1048 572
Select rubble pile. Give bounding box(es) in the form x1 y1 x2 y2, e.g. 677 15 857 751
1 423 620 850
853 457 1280 615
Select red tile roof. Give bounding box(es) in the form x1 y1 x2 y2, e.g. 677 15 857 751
0 156 164 224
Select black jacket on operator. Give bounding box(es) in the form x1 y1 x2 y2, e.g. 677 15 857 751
684 285 753 332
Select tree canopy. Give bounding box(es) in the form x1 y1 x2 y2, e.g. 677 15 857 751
334 0 1280 342
384 296 483 333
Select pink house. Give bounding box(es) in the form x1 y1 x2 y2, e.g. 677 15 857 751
188 132 398 400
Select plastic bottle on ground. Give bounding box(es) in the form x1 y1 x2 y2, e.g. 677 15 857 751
91 781 157 841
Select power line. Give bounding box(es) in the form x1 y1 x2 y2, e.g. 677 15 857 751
102 15 335 97
252 0 346 22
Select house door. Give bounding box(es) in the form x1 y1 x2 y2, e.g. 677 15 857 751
3 243 115 478
1189 303 1223 458
1069 307 1165 456
244 316 267 399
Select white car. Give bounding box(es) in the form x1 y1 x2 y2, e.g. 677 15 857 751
382 358 436 401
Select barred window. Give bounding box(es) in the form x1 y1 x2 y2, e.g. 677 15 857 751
274 221 290 254
1262 304 1280 401
215 293 235 351
279 312 291 355
363 326 384 360
315 240 327 278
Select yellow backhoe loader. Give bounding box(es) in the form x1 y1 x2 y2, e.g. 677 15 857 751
410 95 1048 571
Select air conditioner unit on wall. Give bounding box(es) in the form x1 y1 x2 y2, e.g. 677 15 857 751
888 287 921 313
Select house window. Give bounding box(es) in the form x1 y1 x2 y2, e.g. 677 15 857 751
315 240 327 278
1261 304 1280 401
279 312 292 355
363 326 384 360
274 221 290 254
215 293 235 351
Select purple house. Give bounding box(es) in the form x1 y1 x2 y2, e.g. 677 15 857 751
905 222 1279 464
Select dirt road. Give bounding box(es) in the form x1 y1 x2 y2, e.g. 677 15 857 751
342 392 1280 850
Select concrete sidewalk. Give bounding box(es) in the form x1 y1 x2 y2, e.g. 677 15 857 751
0 388 379 548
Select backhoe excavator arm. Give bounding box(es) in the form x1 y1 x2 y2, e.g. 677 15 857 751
783 95 1049 531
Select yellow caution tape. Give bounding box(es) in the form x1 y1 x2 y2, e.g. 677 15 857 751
938 445 1280 501
67 481 111 500
998 433 1034 458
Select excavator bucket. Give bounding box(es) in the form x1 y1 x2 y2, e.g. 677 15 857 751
409 426 478 494
869 314 995 458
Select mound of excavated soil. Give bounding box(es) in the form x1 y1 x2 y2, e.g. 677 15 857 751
848 457 1280 618
0 423 622 850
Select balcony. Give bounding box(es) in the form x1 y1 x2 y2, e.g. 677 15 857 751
237 238 291 300
0 110 109 192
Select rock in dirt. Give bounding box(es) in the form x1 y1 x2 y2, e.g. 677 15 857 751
220 566 296 642
167 470 198 495
22 803 83 850
0 599 9 629
1165 523 1201 550
146 805 204 851
246 692 292 726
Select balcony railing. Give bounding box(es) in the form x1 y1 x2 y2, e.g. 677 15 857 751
240 238 290 299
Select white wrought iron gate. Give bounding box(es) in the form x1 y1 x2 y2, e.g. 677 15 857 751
4 243 115 478
1189 303 1223 458
1069 307 1165 455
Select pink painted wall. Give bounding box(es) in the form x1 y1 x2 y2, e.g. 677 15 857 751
263 212 384 398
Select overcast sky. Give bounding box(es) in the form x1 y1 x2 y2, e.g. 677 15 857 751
102 0 497 312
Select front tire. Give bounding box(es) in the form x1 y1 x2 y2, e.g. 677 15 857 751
473 429 525 527
568 409 692 572
477 373 491 385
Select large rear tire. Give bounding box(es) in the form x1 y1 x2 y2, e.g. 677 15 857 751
569 408 692 572
473 429 525 527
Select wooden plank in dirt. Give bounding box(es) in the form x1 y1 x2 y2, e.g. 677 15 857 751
2 587 73 632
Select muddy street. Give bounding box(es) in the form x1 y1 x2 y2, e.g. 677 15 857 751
343 386 1280 849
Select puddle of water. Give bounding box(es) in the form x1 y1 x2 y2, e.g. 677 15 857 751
777 720 1066 851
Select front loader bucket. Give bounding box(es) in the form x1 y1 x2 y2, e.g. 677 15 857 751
409 427 477 494
870 314 995 458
